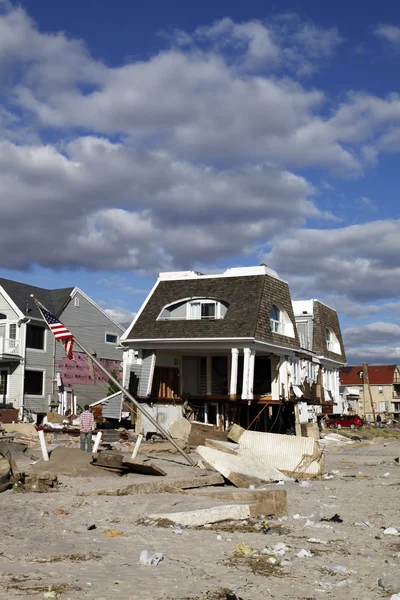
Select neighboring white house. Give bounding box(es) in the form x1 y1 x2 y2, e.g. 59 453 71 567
120 266 347 435
0 277 125 422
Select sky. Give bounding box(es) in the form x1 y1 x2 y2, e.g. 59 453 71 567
1 0 400 365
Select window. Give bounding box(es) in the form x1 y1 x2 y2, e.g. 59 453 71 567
74 297 80 307
270 304 282 333
189 300 218 319
0 370 8 400
9 324 16 340
158 297 228 320
26 324 45 350
25 370 44 395
378 385 383 394
325 328 341 354
105 333 118 344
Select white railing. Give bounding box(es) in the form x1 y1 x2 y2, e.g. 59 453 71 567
0 338 21 356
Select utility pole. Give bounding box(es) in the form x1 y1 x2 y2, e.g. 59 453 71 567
362 363 376 425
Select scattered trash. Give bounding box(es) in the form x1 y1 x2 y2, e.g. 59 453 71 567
139 550 163 566
383 527 400 536
383 472 390 477
323 565 357 575
389 594 400 600
293 513 314 520
321 513 343 523
104 529 123 537
307 538 328 544
305 520 332 529
173 523 183 534
262 542 288 556
296 548 313 558
216 534 222 540
54 508 69 515
299 481 312 488
235 543 255 557
322 474 334 480
87 524 96 531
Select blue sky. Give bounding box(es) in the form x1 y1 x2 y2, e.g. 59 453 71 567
1 0 400 364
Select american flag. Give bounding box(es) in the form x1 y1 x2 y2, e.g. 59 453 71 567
38 307 75 360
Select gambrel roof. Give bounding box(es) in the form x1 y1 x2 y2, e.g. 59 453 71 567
124 268 301 349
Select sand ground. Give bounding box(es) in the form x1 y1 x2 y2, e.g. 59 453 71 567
0 438 399 600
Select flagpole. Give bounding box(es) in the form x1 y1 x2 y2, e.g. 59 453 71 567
30 295 197 467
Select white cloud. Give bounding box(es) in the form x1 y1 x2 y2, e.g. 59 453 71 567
344 322 400 346
0 136 317 271
374 24 400 44
103 307 136 327
346 345 400 365
264 220 400 302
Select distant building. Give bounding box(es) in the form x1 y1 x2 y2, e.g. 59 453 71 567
0 278 124 421
339 364 400 420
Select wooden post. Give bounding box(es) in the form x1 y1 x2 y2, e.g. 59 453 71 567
363 363 376 425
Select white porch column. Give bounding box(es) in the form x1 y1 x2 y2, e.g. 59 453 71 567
248 349 255 400
206 355 212 395
242 348 251 399
229 348 239 398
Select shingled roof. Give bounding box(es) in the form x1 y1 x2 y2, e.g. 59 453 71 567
0 277 73 319
125 272 300 349
340 365 399 386
312 301 346 362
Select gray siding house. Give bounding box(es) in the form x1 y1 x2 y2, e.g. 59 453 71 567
0 278 124 421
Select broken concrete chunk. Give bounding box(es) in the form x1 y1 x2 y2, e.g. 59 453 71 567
188 422 228 447
196 445 288 486
168 418 191 441
150 504 257 527
189 487 287 517
227 424 245 444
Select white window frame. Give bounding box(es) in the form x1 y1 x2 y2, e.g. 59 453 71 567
270 304 285 335
74 297 80 307
26 323 47 353
0 368 9 400
187 300 220 320
105 332 119 345
25 368 45 397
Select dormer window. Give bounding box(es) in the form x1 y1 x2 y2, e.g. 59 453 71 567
269 304 295 338
325 328 340 353
158 297 228 321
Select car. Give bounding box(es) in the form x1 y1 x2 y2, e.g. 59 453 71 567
326 415 365 429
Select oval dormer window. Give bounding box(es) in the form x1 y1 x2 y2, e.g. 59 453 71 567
158 297 228 320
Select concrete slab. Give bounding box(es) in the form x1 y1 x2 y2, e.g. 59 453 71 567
149 504 255 527
204 439 238 454
196 445 288 486
188 487 288 517
227 424 245 443
83 473 225 496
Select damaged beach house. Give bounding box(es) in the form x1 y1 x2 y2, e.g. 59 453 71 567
120 265 346 436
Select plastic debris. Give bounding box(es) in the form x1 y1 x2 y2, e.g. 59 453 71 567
299 480 312 487
139 550 164 566
321 513 343 523
293 513 314 520
384 527 400 536
235 543 255 557
262 542 288 556
307 538 328 544
87 524 96 531
173 523 183 534
296 548 313 558
389 594 400 600
383 472 390 477
323 565 357 575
